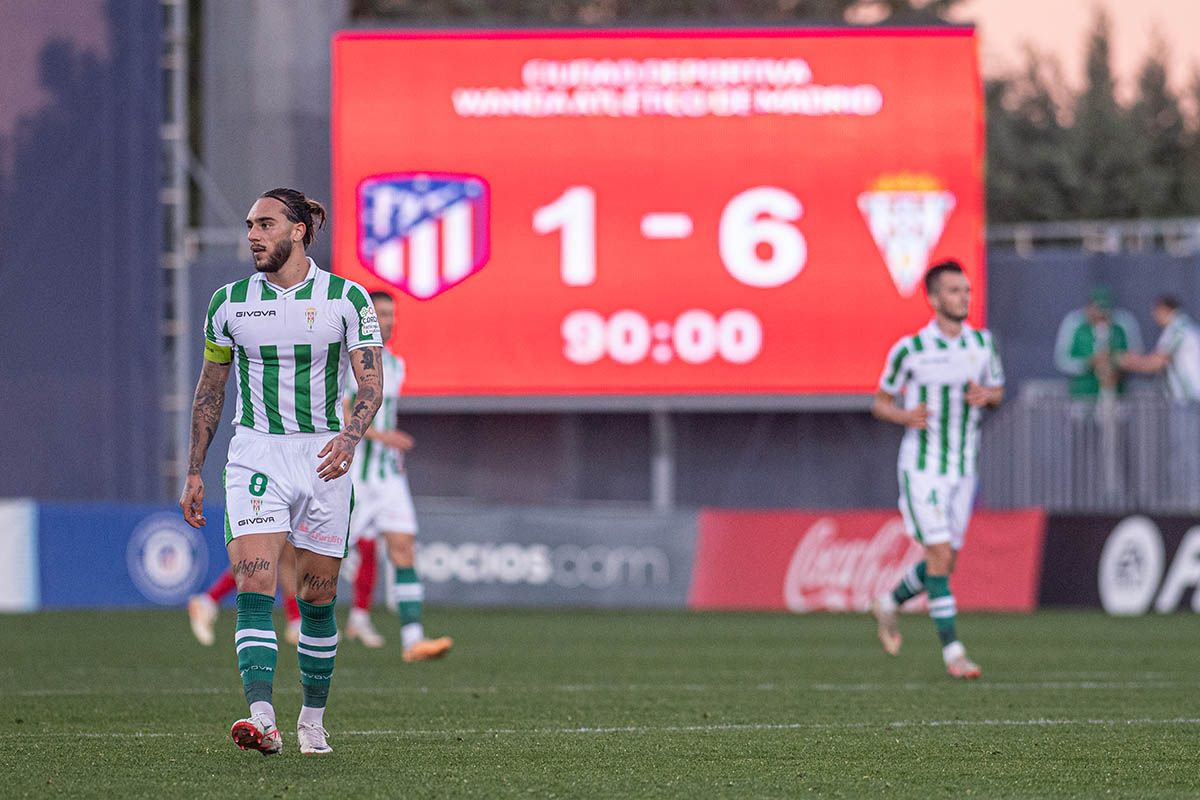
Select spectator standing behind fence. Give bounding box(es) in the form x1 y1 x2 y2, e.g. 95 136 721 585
1054 286 1143 398
1118 296 1200 403
1117 296 1200 506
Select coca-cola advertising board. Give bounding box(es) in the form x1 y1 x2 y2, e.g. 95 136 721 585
688 509 1046 612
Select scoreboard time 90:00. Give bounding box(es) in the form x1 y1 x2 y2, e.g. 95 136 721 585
536 185 804 366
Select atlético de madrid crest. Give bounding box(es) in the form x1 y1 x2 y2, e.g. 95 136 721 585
358 172 490 301
857 172 956 297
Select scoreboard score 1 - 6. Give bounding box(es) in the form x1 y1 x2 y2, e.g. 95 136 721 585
332 28 983 402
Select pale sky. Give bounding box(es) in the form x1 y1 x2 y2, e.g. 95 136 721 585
0 0 1195 143
950 0 1200 102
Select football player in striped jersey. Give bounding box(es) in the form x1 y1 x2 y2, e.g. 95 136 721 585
342 291 453 662
180 188 383 754
868 259 1004 679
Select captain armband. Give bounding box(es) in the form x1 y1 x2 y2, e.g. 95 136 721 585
204 340 233 364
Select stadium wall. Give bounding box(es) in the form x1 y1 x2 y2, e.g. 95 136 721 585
0 0 163 503
197 0 343 263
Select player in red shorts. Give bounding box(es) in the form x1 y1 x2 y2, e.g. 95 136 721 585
342 291 452 662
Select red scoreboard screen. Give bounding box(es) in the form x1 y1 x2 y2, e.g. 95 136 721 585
332 28 983 402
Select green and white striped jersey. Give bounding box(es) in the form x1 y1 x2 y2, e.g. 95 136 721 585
203 259 382 435
345 348 407 484
879 320 1004 477
1155 312 1200 403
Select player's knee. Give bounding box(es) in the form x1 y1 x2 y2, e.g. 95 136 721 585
925 543 954 575
234 572 275 595
388 534 415 567
298 585 337 604
297 570 339 604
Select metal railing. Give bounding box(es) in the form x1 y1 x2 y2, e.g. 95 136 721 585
980 381 1200 513
988 218 1200 257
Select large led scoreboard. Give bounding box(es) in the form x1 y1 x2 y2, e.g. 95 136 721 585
332 28 983 406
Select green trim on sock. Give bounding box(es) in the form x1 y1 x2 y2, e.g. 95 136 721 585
297 597 337 709
892 560 928 605
394 566 423 627
235 592 277 706
925 575 958 648
926 575 949 597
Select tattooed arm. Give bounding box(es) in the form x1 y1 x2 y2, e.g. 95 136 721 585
179 359 232 528
316 345 383 481
342 393 414 452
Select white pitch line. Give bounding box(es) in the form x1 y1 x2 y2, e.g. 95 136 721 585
4 718 1200 741
812 680 1182 692
12 687 230 697
640 213 693 239
8 679 1192 698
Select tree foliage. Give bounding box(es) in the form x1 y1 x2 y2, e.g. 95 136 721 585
350 0 966 23
986 49 1077 221
1122 39 1190 219
983 12 1198 222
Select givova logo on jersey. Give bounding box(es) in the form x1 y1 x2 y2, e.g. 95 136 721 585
857 172 956 297
358 172 490 300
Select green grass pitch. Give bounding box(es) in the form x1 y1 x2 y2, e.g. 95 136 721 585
1 607 1197 798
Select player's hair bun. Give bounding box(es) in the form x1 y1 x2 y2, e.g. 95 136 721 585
261 187 326 247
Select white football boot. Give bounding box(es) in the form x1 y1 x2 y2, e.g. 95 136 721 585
297 721 333 755
187 594 217 647
943 641 982 680
345 610 385 648
869 594 902 656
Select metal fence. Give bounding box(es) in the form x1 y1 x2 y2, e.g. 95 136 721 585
988 218 1200 257
980 381 1200 513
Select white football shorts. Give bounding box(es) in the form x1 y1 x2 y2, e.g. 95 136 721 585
897 469 977 549
349 473 418 544
223 427 352 558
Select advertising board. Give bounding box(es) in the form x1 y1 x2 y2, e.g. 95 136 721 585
689 508 1045 612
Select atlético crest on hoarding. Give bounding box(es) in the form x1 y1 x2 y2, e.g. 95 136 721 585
857 172 956 297
358 172 490 300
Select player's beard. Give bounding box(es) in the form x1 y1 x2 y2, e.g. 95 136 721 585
936 298 969 323
255 238 292 274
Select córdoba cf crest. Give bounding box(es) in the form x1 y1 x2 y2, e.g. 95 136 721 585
857 173 956 297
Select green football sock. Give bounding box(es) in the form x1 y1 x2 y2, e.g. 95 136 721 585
234 592 277 706
925 574 958 647
891 561 927 605
393 566 424 628
296 597 338 709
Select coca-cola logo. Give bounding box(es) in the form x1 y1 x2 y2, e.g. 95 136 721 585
783 516 923 612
